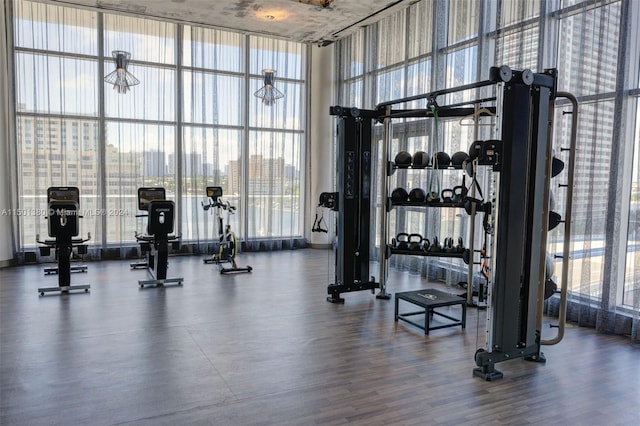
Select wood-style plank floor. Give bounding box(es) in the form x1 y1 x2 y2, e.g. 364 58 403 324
1 249 638 425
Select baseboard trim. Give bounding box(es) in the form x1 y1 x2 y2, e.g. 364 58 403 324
309 244 332 249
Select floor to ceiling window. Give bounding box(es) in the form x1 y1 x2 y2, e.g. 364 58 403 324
11 0 307 253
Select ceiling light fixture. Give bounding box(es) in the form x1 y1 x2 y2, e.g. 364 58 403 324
104 50 140 94
254 69 284 106
295 0 336 9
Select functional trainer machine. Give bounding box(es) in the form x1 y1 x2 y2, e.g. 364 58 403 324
330 66 575 379
469 68 576 380
202 186 252 274
133 187 183 287
36 186 91 296
324 107 381 303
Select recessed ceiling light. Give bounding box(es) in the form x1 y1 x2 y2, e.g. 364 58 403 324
259 10 289 21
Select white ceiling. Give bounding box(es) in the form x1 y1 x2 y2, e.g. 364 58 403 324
47 0 412 45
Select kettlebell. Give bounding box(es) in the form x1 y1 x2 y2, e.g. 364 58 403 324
409 234 423 251
441 189 454 203
426 191 440 203
452 185 466 204
421 238 431 252
394 151 413 168
445 237 455 253
456 237 465 253
430 236 442 253
395 233 410 250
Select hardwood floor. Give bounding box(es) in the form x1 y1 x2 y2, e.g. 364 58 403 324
1 249 638 425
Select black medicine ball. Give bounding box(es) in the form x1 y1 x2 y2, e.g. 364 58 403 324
412 151 430 168
394 151 412 168
409 188 426 202
468 141 483 160
391 187 409 203
433 151 451 169
451 151 470 169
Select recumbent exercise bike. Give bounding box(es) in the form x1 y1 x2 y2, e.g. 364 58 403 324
132 187 183 287
202 186 252 274
36 186 91 296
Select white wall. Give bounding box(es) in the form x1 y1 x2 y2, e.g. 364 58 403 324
307 44 335 248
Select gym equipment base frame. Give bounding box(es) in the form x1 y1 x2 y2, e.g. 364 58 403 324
133 189 183 288
202 186 252 275
134 233 183 288
326 107 380 303
43 264 88 275
38 283 91 296
129 260 148 269
138 277 184 288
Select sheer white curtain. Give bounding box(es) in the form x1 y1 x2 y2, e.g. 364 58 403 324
181 27 243 251
1 0 16 263
102 13 176 251
13 0 102 255
11 0 309 258
244 37 306 250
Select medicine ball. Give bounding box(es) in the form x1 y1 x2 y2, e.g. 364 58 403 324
409 188 426 203
549 189 556 211
391 187 409 203
548 211 562 231
544 278 557 300
433 151 451 169
451 151 470 169
394 151 412 168
552 156 565 177
545 252 555 280
468 141 483 160
412 151 430 168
